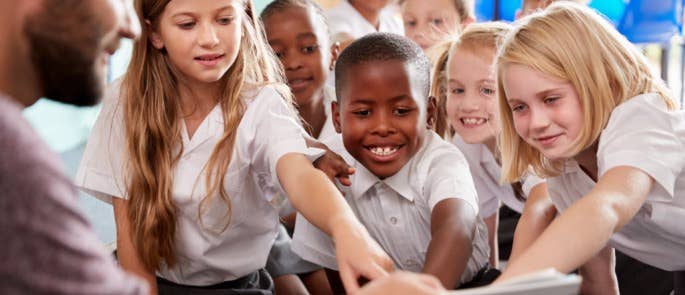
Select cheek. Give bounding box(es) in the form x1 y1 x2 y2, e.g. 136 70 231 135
512 116 528 138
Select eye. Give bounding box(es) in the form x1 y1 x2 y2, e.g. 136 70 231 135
450 88 464 95
430 18 444 26
217 16 234 25
481 87 496 96
393 108 413 116
301 44 319 54
405 20 417 27
352 109 370 117
178 22 196 30
510 104 527 113
544 96 559 104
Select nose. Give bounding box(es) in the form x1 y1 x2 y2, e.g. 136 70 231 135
458 92 480 112
371 110 396 137
120 0 141 40
198 22 220 48
283 52 303 71
529 107 551 131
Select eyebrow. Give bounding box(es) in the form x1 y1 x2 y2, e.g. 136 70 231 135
171 5 235 18
506 87 566 103
349 95 412 105
296 32 318 41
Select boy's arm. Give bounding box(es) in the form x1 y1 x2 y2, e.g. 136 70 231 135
325 269 346 294
578 246 619 295
484 209 499 268
422 198 478 288
509 183 556 262
277 153 394 293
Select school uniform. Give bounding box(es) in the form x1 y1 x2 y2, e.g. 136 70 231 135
75 81 323 293
325 0 404 42
292 131 492 286
266 86 338 277
545 94 685 290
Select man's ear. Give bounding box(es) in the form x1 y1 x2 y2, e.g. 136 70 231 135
332 101 342 133
426 96 437 129
329 42 341 71
146 20 164 49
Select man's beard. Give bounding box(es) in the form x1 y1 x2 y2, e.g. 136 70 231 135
23 1 105 107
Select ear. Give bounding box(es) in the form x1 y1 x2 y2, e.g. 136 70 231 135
332 101 342 133
426 96 437 129
329 42 341 71
461 17 475 28
146 20 165 49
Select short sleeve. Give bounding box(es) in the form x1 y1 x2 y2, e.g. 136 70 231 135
521 171 546 197
74 80 129 203
424 143 479 215
291 213 339 270
598 94 685 199
246 87 325 202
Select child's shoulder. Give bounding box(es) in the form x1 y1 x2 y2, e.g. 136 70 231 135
605 93 682 135
413 131 470 176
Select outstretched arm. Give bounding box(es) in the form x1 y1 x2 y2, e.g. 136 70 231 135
422 198 478 288
497 166 653 282
509 183 556 262
276 153 394 293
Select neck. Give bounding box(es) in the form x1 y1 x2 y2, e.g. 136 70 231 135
178 79 221 117
574 142 599 181
297 91 326 138
349 1 382 29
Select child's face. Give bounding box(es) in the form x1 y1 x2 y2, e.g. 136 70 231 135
446 48 499 144
150 0 242 85
333 60 431 179
264 7 334 106
501 63 583 161
401 0 462 50
351 0 392 12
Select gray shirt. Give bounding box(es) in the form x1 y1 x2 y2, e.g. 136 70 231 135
0 94 147 294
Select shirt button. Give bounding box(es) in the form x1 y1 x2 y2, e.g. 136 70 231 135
389 217 398 225
405 259 417 266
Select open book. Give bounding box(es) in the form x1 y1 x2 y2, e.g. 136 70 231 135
450 269 582 295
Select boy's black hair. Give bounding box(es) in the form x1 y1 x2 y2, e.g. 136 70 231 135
334 33 431 103
260 0 329 38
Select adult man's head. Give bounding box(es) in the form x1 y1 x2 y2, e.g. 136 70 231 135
0 0 140 106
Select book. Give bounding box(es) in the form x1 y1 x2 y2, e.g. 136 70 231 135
450 269 582 295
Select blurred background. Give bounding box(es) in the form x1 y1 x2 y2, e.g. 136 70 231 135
24 0 683 244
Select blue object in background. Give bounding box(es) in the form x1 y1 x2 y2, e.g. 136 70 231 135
618 0 683 44
498 0 518 21
588 0 627 26
475 0 497 21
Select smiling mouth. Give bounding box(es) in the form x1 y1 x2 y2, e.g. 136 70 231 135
288 77 313 89
536 134 562 145
194 54 225 64
460 117 488 127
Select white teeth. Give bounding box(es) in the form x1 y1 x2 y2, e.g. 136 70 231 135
462 118 487 125
370 146 398 156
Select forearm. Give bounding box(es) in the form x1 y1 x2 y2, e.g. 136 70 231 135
579 246 618 295
484 212 499 268
499 193 618 281
113 199 158 295
509 184 556 262
422 199 477 288
277 153 360 238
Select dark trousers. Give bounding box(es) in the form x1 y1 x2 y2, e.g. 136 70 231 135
157 269 274 295
675 271 685 295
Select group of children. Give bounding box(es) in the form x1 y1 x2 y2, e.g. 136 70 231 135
74 0 685 294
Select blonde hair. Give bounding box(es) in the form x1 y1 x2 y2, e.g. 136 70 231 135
430 22 511 139
122 0 288 271
497 2 676 182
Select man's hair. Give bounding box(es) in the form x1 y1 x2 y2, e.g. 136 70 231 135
335 33 431 102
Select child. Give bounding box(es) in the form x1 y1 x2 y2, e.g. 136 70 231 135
325 0 404 49
75 0 393 293
515 0 589 19
495 3 685 294
260 0 339 293
292 32 495 290
441 22 548 268
400 0 474 51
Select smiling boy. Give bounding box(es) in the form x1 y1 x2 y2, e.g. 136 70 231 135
292 33 495 290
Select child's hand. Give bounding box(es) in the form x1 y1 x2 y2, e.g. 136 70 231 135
356 271 447 295
331 218 394 293
312 144 355 187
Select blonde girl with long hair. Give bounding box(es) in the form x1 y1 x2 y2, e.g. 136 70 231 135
75 0 392 293
495 2 685 294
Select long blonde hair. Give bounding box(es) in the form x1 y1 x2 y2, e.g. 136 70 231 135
122 0 288 270
497 2 676 182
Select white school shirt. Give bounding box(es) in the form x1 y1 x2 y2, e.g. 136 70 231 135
292 131 490 284
546 93 685 271
326 0 404 42
452 136 546 215
75 81 323 285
